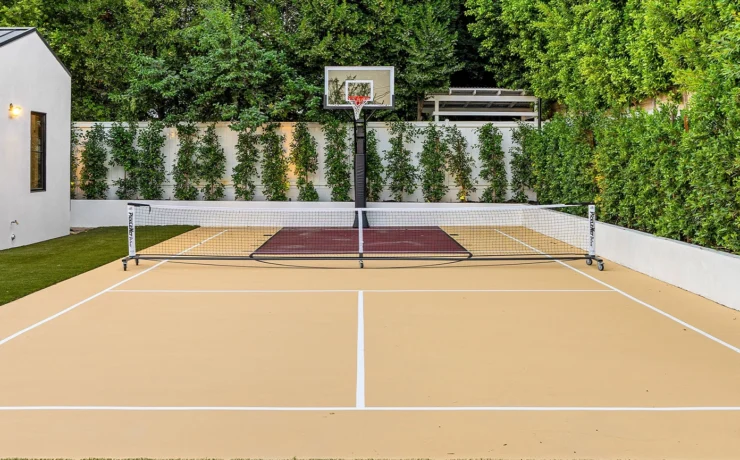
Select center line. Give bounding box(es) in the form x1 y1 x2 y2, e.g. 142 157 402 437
356 290 365 408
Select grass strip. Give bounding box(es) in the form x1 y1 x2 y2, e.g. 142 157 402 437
0 226 194 306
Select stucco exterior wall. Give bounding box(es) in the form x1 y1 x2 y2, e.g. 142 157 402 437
0 32 71 250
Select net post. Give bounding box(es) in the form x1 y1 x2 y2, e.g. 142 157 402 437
127 204 136 258
588 204 596 257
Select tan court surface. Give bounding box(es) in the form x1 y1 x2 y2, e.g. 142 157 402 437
0 255 739 459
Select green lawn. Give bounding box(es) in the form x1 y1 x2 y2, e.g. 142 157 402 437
0 226 193 306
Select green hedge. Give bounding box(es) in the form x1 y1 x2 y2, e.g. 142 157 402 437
512 100 739 254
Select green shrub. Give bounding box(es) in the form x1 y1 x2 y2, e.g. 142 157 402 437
79 124 109 199
445 125 475 202
172 122 200 201
477 123 507 203
384 122 417 201
260 123 290 201
198 124 226 201
137 121 167 200
418 124 448 202
322 120 352 202
290 122 319 201
365 129 384 202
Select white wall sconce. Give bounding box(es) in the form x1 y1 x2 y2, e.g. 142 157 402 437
9 104 22 118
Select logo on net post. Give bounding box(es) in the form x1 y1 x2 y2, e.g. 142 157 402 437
127 210 134 249
589 209 596 248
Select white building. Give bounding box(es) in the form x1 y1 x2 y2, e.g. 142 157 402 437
0 28 71 250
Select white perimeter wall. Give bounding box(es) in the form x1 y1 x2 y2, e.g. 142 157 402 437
72 121 535 203
0 33 71 250
71 200 740 311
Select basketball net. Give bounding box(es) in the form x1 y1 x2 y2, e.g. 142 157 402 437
348 95 371 120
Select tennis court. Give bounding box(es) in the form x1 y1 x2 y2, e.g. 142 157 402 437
1 220 739 459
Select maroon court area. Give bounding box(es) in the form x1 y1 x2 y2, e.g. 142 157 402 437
252 227 470 256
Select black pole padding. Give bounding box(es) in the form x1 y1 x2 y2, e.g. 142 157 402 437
352 116 369 228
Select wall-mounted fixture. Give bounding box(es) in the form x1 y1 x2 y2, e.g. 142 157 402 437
9 104 22 118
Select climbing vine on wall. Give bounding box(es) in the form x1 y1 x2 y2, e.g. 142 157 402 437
197 124 227 201
108 121 138 199
365 129 384 202
260 123 290 201
384 122 417 201
290 122 320 201
322 120 352 202
509 123 536 203
231 119 261 201
445 125 475 202
172 122 201 200
418 124 448 202
79 123 109 199
137 120 167 200
70 124 80 199
477 123 507 203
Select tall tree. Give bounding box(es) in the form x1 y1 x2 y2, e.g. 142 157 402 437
401 2 463 120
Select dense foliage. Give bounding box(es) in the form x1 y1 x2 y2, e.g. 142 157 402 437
290 122 319 201
137 120 167 199
513 100 739 253
365 129 384 202
9 0 739 251
2 0 489 122
172 123 201 201
108 121 138 199
260 123 290 201
79 124 109 199
418 124 448 202
322 120 352 202
477 124 507 203
384 122 418 201
197 124 226 201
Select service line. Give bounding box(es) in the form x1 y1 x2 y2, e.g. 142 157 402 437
0 406 739 412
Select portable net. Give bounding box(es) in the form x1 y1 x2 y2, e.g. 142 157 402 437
126 204 597 263
347 95 371 120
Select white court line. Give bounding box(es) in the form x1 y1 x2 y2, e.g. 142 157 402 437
0 230 229 348
0 406 739 412
356 291 365 408
494 229 740 355
109 289 615 293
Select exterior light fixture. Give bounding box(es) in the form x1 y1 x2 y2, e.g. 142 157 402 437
9 104 22 118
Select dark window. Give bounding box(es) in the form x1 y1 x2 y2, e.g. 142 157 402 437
30 112 46 191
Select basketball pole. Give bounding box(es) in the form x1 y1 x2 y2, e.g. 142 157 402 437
352 110 370 228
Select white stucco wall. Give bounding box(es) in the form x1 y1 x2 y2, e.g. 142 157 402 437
0 32 71 250
72 121 535 203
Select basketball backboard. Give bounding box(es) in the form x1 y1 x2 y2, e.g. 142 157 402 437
324 66 395 110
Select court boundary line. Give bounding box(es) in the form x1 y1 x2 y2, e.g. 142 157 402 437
494 229 740 355
0 230 228 348
109 289 616 293
356 291 365 408
0 405 739 412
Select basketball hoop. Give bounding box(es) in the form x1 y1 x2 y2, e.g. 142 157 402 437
347 95 371 120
